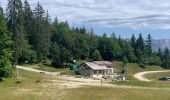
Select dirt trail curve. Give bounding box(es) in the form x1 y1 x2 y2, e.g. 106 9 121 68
134 70 170 82
16 65 60 76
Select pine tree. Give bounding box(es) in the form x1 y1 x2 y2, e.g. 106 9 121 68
131 34 136 49
43 10 51 58
136 34 145 63
23 0 33 42
136 34 145 51
146 34 152 54
111 32 116 40
91 50 102 61
158 48 163 60
33 2 51 62
0 7 12 77
7 0 26 66
162 48 170 69
164 47 170 60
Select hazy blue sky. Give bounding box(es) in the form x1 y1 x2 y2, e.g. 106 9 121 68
1 0 170 39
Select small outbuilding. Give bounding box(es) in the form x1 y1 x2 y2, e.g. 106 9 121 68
78 61 115 76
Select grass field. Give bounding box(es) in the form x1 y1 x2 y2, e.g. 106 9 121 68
0 69 170 100
145 72 170 80
113 61 164 80
112 61 170 88
1 62 170 100
64 87 170 100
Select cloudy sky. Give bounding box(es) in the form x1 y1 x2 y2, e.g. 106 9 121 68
1 0 170 39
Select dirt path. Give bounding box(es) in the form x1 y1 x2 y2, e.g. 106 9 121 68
16 65 60 76
134 70 170 81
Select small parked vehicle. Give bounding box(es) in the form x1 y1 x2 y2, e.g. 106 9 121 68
159 77 170 81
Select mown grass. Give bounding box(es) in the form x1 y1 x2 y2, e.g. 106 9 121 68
113 61 164 80
112 61 170 87
0 68 170 100
112 80 170 88
0 69 64 100
64 86 170 100
145 72 170 80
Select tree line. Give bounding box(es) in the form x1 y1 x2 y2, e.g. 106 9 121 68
0 0 170 78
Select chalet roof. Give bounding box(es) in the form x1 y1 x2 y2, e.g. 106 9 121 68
93 61 114 67
86 62 112 70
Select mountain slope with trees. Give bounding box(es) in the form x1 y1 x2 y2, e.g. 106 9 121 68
0 0 170 78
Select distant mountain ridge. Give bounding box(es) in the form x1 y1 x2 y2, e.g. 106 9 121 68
152 39 170 52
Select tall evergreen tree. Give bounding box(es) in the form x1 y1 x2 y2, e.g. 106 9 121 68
23 0 33 42
158 48 163 60
164 47 170 60
136 34 145 51
162 48 170 69
110 32 116 40
146 34 152 54
33 2 51 62
0 6 12 77
131 34 136 49
136 34 145 63
7 0 26 66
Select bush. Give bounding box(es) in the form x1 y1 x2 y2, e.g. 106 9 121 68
51 61 63 68
19 49 37 63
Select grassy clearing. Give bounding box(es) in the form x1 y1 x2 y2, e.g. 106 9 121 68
113 61 164 80
145 72 170 80
0 69 170 100
0 69 64 100
112 80 170 88
112 61 170 87
64 86 170 100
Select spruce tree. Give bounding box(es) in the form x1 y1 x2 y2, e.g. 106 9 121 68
23 0 33 42
0 7 12 77
136 34 145 63
136 34 145 51
146 34 152 54
7 0 26 66
158 48 163 60
33 2 50 62
162 48 170 69
131 34 136 48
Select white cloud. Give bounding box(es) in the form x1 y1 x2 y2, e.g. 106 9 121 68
1 0 170 30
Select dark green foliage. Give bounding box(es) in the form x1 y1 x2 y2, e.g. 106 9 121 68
32 2 51 62
0 7 12 77
139 53 161 66
158 48 163 60
137 34 145 51
18 49 37 63
23 0 33 43
135 34 145 63
122 56 128 65
7 0 26 66
91 50 102 61
127 52 137 63
131 34 136 48
162 48 170 69
146 34 152 54
98 34 114 60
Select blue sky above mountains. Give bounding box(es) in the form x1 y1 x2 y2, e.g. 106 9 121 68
1 0 170 39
